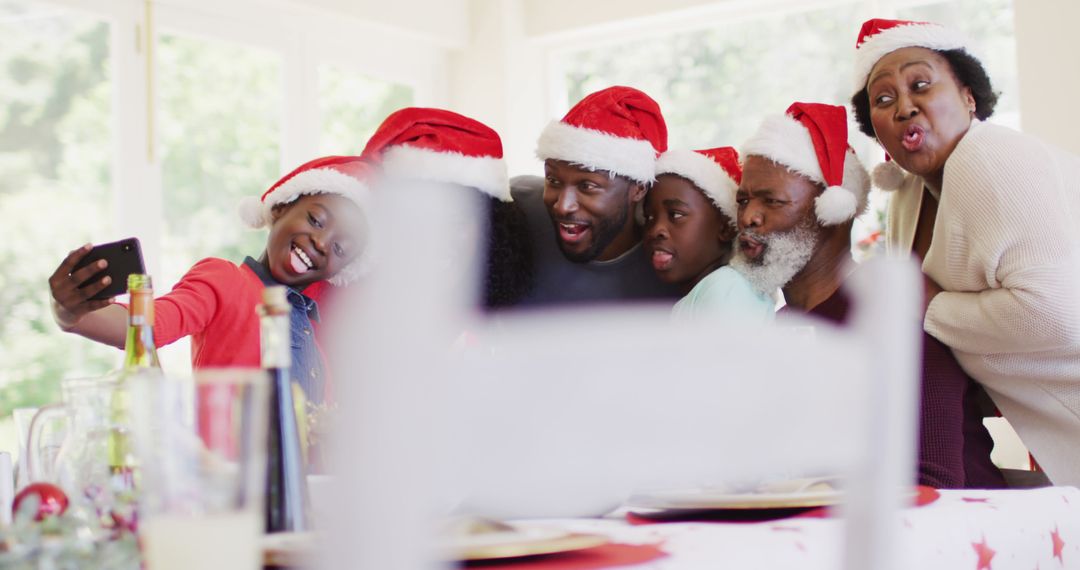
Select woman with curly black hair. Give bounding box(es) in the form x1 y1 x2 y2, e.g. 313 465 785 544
851 18 1080 487
361 107 535 311
306 107 534 328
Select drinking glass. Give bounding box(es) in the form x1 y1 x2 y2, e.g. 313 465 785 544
132 368 269 570
13 407 45 488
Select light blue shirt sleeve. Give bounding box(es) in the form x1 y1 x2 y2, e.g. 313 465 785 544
671 266 775 323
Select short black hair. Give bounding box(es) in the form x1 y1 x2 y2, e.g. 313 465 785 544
851 48 999 138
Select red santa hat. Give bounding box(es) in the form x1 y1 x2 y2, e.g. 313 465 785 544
238 155 374 285
360 107 509 201
655 146 741 224
853 18 972 95
536 86 667 184
740 102 870 226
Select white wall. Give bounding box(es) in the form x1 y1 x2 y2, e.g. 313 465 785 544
282 0 470 47
448 0 548 177
1014 0 1080 155
523 0 734 37
447 0 1077 177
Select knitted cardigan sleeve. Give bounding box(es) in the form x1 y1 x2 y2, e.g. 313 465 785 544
924 125 1080 354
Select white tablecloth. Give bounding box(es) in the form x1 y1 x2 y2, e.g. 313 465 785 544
521 487 1080 569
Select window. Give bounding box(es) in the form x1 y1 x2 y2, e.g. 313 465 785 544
553 0 1018 259
0 2 116 422
559 5 871 150
158 32 282 290
318 64 413 156
897 0 1019 128
0 0 444 455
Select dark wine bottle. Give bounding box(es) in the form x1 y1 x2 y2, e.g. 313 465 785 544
259 285 311 532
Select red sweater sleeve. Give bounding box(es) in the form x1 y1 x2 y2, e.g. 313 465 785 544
152 258 238 347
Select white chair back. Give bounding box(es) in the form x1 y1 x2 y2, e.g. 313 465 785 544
323 182 921 570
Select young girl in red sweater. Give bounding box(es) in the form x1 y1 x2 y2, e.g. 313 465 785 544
48 156 373 405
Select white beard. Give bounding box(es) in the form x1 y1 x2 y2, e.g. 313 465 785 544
729 223 818 297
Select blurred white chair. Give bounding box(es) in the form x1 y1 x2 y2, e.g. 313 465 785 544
324 180 921 570
0 451 12 526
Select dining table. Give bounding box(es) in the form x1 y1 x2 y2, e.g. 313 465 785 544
452 486 1080 570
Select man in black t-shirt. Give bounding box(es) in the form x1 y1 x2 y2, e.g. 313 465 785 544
514 86 680 306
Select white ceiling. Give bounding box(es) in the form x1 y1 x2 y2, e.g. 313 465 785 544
290 0 471 46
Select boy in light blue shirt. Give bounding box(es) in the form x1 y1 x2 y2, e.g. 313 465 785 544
643 147 774 322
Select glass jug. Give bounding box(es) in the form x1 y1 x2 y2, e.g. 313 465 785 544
26 374 135 506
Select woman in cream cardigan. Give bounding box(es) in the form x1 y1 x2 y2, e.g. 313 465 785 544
849 18 1080 487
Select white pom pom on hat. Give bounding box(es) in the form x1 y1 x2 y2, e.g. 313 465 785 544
872 154 908 191
237 195 269 228
816 185 859 225
740 102 870 226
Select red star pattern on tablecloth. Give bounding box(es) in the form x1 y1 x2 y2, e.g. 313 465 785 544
1051 525 1065 564
972 535 995 570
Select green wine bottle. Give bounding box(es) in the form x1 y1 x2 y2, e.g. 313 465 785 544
110 273 162 489
123 273 161 371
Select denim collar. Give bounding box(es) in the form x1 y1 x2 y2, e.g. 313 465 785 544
244 256 321 323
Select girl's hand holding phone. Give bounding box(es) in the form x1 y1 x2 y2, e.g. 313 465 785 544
49 244 115 331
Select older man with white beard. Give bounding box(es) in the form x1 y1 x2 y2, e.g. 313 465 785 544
730 102 1006 489
730 102 869 309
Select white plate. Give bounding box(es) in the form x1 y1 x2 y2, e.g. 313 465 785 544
262 524 609 564
627 487 843 510
439 523 609 561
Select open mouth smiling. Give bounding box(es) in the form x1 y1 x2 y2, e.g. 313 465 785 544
290 242 315 274
556 220 590 245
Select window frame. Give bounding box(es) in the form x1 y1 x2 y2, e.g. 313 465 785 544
25 0 449 282
541 0 981 117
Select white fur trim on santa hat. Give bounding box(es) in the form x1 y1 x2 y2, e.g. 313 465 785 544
655 149 738 222
853 22 968 93
241 168 372 229
381 144 511 202
536 120 658 184
741 114 825 186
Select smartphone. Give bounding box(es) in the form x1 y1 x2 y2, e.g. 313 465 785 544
71 238 146 301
